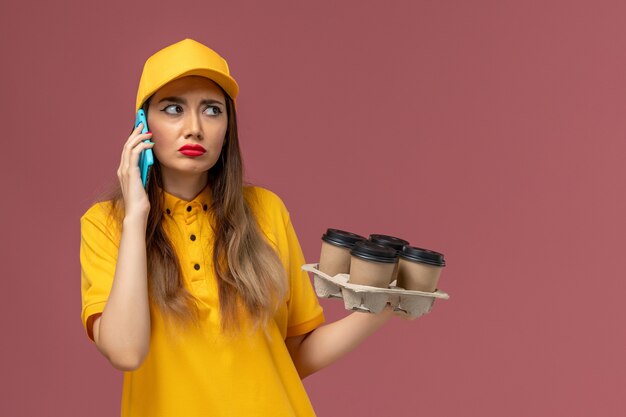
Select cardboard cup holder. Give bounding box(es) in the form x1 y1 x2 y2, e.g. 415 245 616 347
302 263 450 320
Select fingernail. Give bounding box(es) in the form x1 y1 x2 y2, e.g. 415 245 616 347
146 131 152 134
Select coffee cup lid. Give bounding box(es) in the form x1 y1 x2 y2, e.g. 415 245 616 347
350 240 398 263
368 234 410 252
399 245 446 266
322 228 366 249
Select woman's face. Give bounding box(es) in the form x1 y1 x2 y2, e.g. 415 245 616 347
146 75 228 179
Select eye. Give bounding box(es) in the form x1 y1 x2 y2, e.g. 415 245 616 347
204 106 222 116
162 104 183 114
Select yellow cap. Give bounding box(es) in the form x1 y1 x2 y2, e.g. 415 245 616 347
135 38 239 111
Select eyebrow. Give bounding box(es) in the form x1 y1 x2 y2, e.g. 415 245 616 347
158 96 225 106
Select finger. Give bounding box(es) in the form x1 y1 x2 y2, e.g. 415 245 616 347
124 138 154 165
122 133 153 168
126 135 153 156
120 127 146 166
125 129 152 146
126 123 143 141
128 141 155 171
126 142 155 180
124 124 151 147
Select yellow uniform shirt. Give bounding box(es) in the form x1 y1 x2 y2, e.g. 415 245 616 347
80 185 325 416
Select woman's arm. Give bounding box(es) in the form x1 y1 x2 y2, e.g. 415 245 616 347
90 124 155 371
92 214 151 371
285 305 395 379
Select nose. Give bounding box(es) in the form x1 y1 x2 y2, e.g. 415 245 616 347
183 111 203 140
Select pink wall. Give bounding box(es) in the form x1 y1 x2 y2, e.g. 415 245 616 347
2 0 625 415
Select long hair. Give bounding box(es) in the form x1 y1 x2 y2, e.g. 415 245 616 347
97 86 288 337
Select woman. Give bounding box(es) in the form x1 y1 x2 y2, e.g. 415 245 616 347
80 38 394 416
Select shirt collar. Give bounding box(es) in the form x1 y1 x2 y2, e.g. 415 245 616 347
159 183 212 218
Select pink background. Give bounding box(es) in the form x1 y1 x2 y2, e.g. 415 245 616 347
2 0 625 415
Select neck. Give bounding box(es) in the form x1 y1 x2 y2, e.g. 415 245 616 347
160 167 209 201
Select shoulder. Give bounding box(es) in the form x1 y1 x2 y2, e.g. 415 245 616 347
81 199 116 223
80 200 122 241
244 185 289 219
243 186 293 240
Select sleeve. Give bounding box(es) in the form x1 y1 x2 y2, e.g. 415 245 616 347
79 204 120 342
282 210 325 338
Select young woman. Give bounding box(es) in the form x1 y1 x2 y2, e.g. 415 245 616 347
80 38 395 417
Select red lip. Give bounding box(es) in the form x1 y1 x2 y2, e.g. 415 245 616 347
178 145 206 152
179 144 206 157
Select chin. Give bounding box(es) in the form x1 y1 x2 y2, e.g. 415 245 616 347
163 162 216 176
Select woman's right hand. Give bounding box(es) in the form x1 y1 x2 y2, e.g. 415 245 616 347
117 122 154 220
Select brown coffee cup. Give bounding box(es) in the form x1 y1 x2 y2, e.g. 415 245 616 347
368 234 410 283
396 246 446 292
318 229 366 277
348 241 398 288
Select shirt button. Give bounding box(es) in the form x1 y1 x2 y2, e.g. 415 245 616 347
194 264 200 270
166 208 171 214
190 234 196 241
203 204 208 211
187 206 192 212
